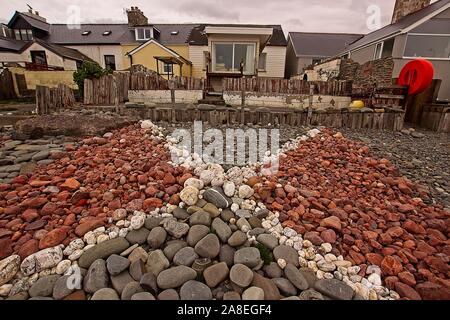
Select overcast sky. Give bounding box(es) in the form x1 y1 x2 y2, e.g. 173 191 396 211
0 0 435 34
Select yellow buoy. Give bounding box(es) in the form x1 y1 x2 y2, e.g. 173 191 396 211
350 100 365 109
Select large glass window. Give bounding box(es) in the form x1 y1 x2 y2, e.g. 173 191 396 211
212 42 256 74
404 34 450 59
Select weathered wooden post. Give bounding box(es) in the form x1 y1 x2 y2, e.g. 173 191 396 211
307 84 314 124
113 74 119 113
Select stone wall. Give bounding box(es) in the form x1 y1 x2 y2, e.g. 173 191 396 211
338 57 394 89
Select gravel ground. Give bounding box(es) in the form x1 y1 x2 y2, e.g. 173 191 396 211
340 127 449 209
163 121 449 209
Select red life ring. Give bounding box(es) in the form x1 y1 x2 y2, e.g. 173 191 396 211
397 59 434 95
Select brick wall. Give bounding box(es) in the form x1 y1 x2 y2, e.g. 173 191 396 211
338 57 394 89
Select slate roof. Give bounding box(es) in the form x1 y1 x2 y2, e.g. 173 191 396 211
187 24 287 46
32 39 93 61
8 11 50 32
288 32 363 57
0 36 28 52
342 0 450 53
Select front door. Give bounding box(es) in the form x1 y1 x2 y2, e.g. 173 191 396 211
30 51 47 66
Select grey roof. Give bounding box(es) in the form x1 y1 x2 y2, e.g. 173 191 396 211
288 32 363 57
187 24 287 46
8 12 50 32
0 37 28 52
32 39 93 61
343 0 450 53
44 23 197 45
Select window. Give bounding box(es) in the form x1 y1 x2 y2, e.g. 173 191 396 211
76 60 83 70
374 42 383 59
135 28 152 41
258 53 267 71
104 55 116 70
163 63 173 74
381 38 394 58
14 29 33 40
82 31 91 36
30 51 47 65
312 58 322 65
103 31 112 36
212 42 256 74
404 34 450 59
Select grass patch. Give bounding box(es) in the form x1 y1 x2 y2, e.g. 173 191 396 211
255 243 273 265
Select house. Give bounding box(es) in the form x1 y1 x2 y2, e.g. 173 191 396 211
0 9 91 70
285 32 363 78
340 0 450 101
1 6 287 85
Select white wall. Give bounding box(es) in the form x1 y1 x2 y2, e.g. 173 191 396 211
189 45 208 79
259 46 286 78
0 51 23 63
128 90 203 104
224 91 351 109
66 45 125 70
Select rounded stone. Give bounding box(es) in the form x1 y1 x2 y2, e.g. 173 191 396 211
284 264 309 291
131 292 155 300
157 289 180 300
91 288 120 300
125 228 150 245
52 275 74 300
273 245 299 267
189 211 211 227
257 234 278 250
242 286 264 300
227 230 247 247
272 278 297 296
157 266 197 289
106 254 130 276
187 225 210 247
84 259 109 293
173 247 198 267
211 218 232 243
147 227 167 249
219 245 236 267
180 280 212 300
230 264 254 287
234 247 262 268
121 281 144 300
203 262 229 288
194 234 220 259
29 275 60 297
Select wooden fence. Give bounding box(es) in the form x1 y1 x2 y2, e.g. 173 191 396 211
222 77 352 96
0 69 17 100
84 72 206 105
36 84 75 115
123 105 405 131
420 104 450 133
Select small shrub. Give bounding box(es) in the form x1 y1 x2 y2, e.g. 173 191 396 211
73 61 112 97
255 243 273 265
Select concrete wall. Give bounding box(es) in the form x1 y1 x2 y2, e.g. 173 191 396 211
258 46 286 78
224 91 351 109
67 44 125 70
305 58 341 81
128 90 203 104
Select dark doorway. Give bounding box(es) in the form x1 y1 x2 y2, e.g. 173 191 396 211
30 50 47 66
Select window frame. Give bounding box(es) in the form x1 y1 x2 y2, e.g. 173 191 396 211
30 50 47 66
211 41 256 74
258 52 267 72
374 42 383 60
163 62 173 75
135 28 153 41
402 33 450 61
104 55 116 71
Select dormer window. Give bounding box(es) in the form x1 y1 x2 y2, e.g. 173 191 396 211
14 29 33 40
82 31 91 36
103 31 112 36
135 28 153 41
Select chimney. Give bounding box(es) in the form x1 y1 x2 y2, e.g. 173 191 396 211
35 11 39 16
391 0 431 24
126 6 148 27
